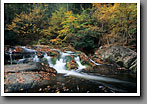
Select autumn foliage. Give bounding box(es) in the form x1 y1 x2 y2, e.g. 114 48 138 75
5 3 137 52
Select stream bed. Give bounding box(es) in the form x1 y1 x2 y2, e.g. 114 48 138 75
4 46 137 93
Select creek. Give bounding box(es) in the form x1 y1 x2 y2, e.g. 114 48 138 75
4 46 137 93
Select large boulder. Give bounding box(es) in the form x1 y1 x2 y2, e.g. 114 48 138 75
4 62 57 73
4 71 57 93
4 62 57 93
93 45 137 73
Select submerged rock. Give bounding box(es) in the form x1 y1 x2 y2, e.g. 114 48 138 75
93 45 137 73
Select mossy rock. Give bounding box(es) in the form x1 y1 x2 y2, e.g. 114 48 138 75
51 57 57 65
40 58 48 64
65 56 73 63
65 62 78 70
65 56 79 70
47 51 60 57
81 60 92 67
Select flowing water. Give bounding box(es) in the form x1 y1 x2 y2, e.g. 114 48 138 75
5 46 137 93
9 48 13 65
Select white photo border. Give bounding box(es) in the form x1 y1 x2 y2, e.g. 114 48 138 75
1 0 140 96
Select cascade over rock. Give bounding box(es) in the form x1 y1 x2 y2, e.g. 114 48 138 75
4 45 137 93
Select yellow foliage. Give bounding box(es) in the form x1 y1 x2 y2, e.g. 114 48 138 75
92 3 137 45
50 38 62 45
6 4 46 39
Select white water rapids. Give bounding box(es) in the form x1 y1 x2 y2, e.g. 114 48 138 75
9 48 13 65
16 46 129 83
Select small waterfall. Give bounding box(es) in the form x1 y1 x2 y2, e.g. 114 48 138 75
83 54 102 66
43 53 48 57
89 59 101 65
43 51 128 83
43 50 94 74
33 53 39 62
21 46 37 53
74 56 86 70
43 50 128 84
65 51 74 54
6 46 131 84
17 58 25 64
9 48 13 65
52 59 68 73
44 51 69 73
21 47 39 62
5 46 136 93
44 53 53 67
50 48 62 54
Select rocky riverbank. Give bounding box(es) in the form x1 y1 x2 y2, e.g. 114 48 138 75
92 45 137 73
4 45 137 93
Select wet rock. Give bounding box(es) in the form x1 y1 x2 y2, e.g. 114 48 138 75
4 63 40 73
47 51 60 57
82 65 118 75
4 72 57 93
4 61 57 93
36 51 44 58
94 45 137 73
4 62 56 73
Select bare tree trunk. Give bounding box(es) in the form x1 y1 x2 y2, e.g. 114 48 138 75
67 3 69 11
102 22 104 31
80 3 83 10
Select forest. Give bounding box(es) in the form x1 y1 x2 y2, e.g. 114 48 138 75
4 3 137 93
5 3 137 53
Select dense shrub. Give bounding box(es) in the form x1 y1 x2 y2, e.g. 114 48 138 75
72 28 101 54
